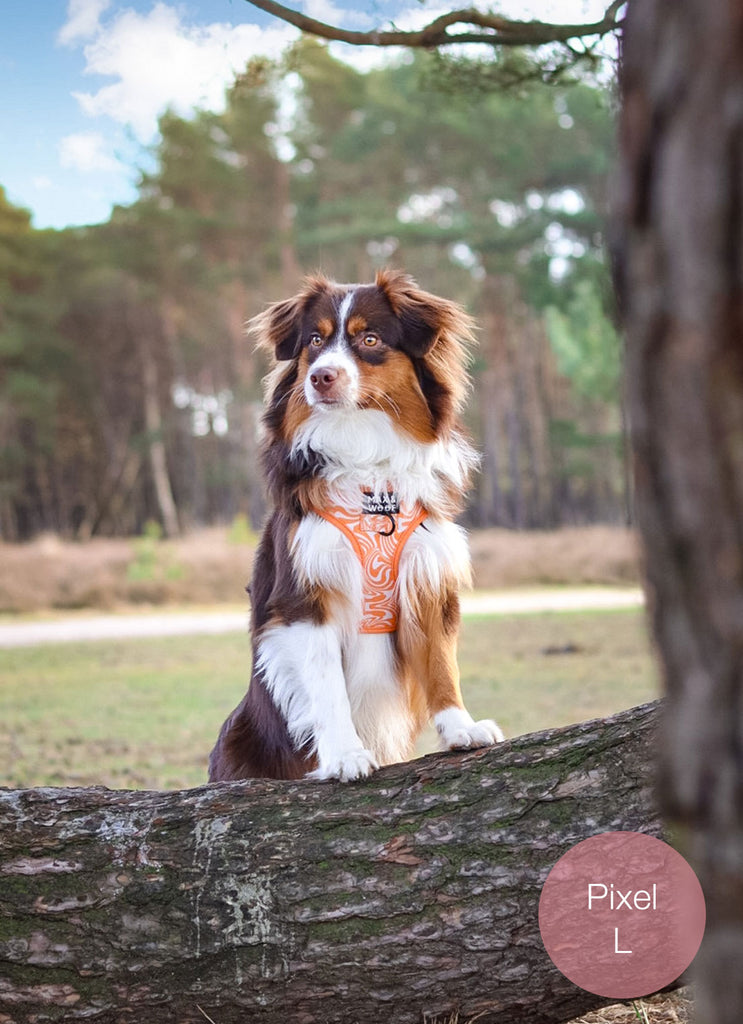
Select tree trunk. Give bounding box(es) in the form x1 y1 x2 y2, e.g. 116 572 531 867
478 372 508 525
140 340 180 539
615 2 743 1022
0 702 662 1024
276 160 301 293
477 273 517 526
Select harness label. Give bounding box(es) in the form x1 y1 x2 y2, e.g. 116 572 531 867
361 491 400 536
361 491 401 516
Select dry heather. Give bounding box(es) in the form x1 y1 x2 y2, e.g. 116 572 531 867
0 525 639 614
470 526 639 589
433 990 692 1024
0 528 254 613
570 989 693 1023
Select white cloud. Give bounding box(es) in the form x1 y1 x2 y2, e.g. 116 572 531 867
70 2 297 141
303 0 372 28
388 4 452 31
509 0 612 19
58 0 112 46
59 131 121 173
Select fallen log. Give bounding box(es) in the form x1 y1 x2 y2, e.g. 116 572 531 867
0 701 662 1024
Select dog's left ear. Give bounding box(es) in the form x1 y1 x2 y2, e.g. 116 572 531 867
375 268 464 358
250 276 330 361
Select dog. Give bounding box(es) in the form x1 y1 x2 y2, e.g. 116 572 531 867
208 269 503 783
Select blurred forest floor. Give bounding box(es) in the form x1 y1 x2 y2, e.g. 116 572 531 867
0 525 639 615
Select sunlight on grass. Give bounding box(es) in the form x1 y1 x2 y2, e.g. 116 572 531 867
0 609 659 791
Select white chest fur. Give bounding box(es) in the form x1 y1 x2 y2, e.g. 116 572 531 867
291 407 478 512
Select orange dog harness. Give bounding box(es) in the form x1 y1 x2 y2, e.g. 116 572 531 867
317 492 428 633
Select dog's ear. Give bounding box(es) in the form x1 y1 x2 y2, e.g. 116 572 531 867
251 276 330 361
375 268 466 358
250 294 305 361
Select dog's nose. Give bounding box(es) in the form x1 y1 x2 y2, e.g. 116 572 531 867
310 368 339 394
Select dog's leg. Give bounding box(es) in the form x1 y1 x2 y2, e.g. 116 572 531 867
402 591 504 750
256 621 378 781
344 633 417 766
398 522 504 750
423 592 504 749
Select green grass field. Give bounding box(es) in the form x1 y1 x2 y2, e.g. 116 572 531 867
0 609 659 791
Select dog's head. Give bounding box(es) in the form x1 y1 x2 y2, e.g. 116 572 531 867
252 269 475 442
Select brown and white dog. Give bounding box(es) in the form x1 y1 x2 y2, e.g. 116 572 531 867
208 269 503 783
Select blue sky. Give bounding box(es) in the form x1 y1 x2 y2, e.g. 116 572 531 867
1 0 607 230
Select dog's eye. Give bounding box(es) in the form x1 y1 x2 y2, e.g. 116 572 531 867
309 333 324 348
363 334 380 347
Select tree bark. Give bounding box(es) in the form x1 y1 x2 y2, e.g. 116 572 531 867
615 2 743 1022
0 702 662 1024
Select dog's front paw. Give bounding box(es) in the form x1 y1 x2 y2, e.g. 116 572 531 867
309 748 379 782
434 707 504 750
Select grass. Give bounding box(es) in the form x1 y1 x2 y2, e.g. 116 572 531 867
0 607 658 791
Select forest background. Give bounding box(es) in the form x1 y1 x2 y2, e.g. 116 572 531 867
0 38 621 544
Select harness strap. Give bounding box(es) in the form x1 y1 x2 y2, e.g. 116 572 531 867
317 493 428 633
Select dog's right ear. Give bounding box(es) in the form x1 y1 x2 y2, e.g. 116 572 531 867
250 276 330 361
250 295 305 361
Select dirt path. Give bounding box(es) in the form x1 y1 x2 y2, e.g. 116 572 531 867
0 588 644 649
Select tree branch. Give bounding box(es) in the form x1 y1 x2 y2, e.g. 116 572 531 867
242 0 625 49
0 701 661 1023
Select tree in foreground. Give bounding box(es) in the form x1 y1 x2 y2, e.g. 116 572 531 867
615 1 743 1022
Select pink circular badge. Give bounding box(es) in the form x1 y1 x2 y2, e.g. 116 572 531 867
538 831 705 999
